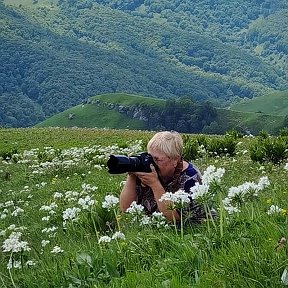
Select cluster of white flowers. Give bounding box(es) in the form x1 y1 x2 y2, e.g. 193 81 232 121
2 231 31 253
202 165 226 185
140 215 152 225
11 207 24 217
81 183 98 193
125 201 145 222
41 239 50 247
65 191 80 202
98 236 112 243
102 195 119 210
78 195 95 210
7 258 21 270
267 205 283 215
150 212 167 228
111 231 126 240
190 183 210 201
223 176 270 214
139 212 167 228
189 165 225 202
51 245 64 254
7 258 37 270
40 202 58 214
0 200 18 219
53 192 63 199
126 201 144 214
41 226 58 238
284 163 288 171
15 141 144 176
159 190 190 205
63 207 81 225
98 231 126 244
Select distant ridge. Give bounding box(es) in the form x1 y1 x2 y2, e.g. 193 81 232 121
36 93 284 135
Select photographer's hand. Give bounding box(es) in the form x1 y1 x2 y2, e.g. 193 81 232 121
134 164 159 188
136 164 180 222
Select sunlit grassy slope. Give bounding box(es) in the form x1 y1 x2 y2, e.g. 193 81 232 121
229 91 288 115
35 93 163 129
36 93 284 134
216 108 283 134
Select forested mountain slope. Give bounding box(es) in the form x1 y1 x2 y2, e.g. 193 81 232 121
0 0 287 128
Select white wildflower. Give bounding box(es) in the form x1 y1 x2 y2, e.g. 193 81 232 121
78 196 95 210
41 216 50 221
26 260 37 267
41 226 58 234
257 176 270 190
101 195 119 210
51 245 64 254
2 231 31 253
126 201 144 214
159 190 190 205
112 231 125 240
39 202 58 212
140 215 152 225
53 192 63 199
63 207 81 224
202 165 225 185
98 236 112 243
81 183 98 193
41 240 50 247
190 183 210 200
7 258 22 270
151 212 167 227
267 205 282 215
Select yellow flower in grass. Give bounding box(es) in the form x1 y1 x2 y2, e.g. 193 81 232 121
281 209 287 216
266 198 272 204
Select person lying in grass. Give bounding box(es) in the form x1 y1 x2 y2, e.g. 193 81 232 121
120 131 212 224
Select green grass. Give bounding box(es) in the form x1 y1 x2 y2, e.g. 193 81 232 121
229 90 288 116
0 127 153 151
0 128 288 287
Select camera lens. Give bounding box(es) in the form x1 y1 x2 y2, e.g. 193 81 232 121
107 155 141 174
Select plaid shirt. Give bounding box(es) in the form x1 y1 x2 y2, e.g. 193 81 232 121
136 162 210 225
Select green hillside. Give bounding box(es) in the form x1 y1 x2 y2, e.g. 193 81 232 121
37 93 284 135
35 93 164 129
229 91 288 115
214 109 283 135
1 0 288 128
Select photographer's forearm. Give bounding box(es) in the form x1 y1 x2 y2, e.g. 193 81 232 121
119 174 137 212
151 183 180 222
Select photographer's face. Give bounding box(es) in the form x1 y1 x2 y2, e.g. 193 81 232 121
148 149 177 177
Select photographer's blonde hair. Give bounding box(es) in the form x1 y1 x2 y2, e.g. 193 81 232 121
147 131 183 159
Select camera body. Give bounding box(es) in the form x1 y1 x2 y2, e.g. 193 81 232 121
107 152 155 174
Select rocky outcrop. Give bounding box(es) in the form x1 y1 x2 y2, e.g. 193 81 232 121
89 99 148 121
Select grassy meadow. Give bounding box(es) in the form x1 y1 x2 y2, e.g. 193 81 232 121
0 127 288 287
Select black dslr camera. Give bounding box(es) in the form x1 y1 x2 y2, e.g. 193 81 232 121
107 152 155 174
